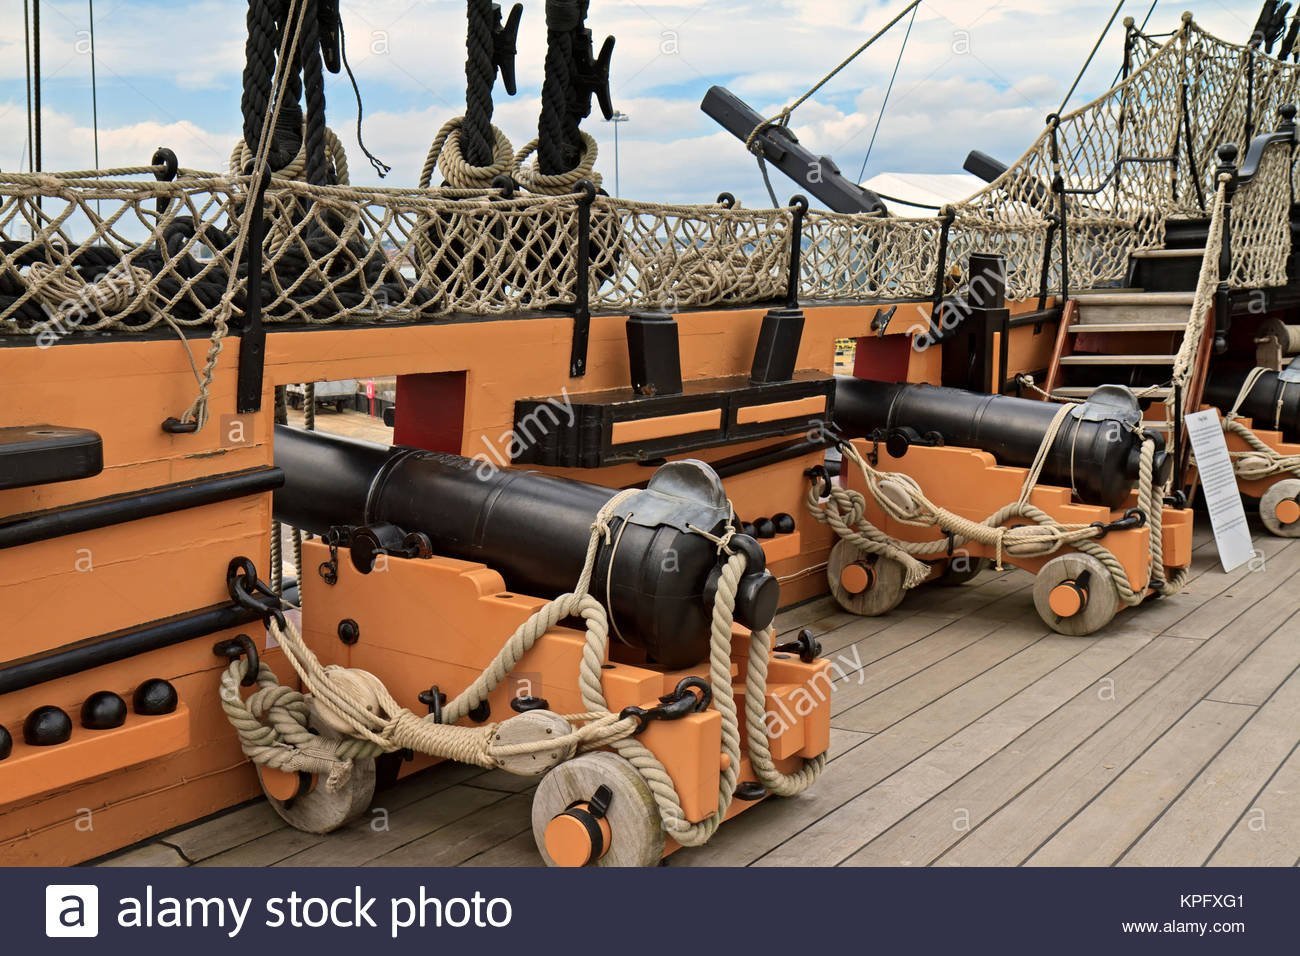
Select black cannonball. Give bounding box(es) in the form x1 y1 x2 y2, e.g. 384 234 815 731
81 691 128 730
133 679 178 716
740 522 759 538
753 517 777 539
23 705 73 746
773 512 797 534
0 725 11 760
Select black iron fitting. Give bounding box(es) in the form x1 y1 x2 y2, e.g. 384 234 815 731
226 556 287 630
804 464 833 499
493 3 524 96
619 676 712 735
419 687 448 722
587 784 614 819
319 0 342 74
213 633 261 687
1090 508 1147 539
573 31 616 120
774 628 822 664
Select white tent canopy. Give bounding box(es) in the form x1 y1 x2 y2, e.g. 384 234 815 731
862 172 985 209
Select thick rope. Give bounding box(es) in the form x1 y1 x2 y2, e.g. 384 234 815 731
419 117 515 190
514 132 602 194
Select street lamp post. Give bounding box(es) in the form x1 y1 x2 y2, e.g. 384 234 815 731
607 111 630 197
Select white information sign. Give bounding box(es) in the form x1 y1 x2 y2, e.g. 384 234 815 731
1184 409 1256 573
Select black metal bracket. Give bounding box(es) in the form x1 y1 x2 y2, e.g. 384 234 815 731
569 179 598 378
573 31 616 120
347 523 434 574
152 147 179 214
619 676 712 735
1089 508 1147 539
493 3 524 96
213 634 261 687
419 686 448 721
871 305 898 336
804 464 833 498
786 195 809 309
236 169 273 415
319 0 343 73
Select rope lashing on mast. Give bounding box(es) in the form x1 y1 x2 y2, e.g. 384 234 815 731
516 0 613 195
421 0 522 189
221 496 824 842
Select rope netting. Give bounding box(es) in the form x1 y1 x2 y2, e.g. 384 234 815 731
1 18 1296 340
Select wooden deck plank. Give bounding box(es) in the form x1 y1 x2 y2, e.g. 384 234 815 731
193 762 488 867
1122 665 1300 866
755 633 1091 865
1208 743 1300 867
833 622 1050 733
828 614 1009 718
1026 699 1255 866
934 563 1300 866
1207 619 1300 706
269 784 507 867
366 794 533 867
843 636 1201 866
96 842 189 867
676 624 1100 866
796 630 1156 867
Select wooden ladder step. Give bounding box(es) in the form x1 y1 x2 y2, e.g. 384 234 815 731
1070 321 1188 333
1073 292 1195 307
1052 385 1173 400
1058 354 1178 366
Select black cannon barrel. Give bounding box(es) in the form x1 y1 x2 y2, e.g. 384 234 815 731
274 425 777 669
1205 366 1300 443
833 378 1167 509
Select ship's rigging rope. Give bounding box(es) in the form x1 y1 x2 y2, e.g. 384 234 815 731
1058 0 1130 114
855 2 918 184
744 0 921 154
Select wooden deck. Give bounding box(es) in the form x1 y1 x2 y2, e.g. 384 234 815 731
98 522 1300 868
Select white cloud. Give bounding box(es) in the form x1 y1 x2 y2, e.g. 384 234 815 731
0 1 1277 206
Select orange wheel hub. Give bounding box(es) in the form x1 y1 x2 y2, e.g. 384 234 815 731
1048 582 1087 619
1275 498 1300 527
840 562 874 595
544 801 612 867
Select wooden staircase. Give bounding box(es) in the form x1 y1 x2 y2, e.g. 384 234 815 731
1043 246 1216 435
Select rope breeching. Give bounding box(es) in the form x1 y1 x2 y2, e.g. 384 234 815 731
1223 366 1300 481
221 495 824 842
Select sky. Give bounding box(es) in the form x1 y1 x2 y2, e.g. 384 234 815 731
0 1 1278 206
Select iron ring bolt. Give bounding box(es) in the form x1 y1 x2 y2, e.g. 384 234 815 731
775 628 822 664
